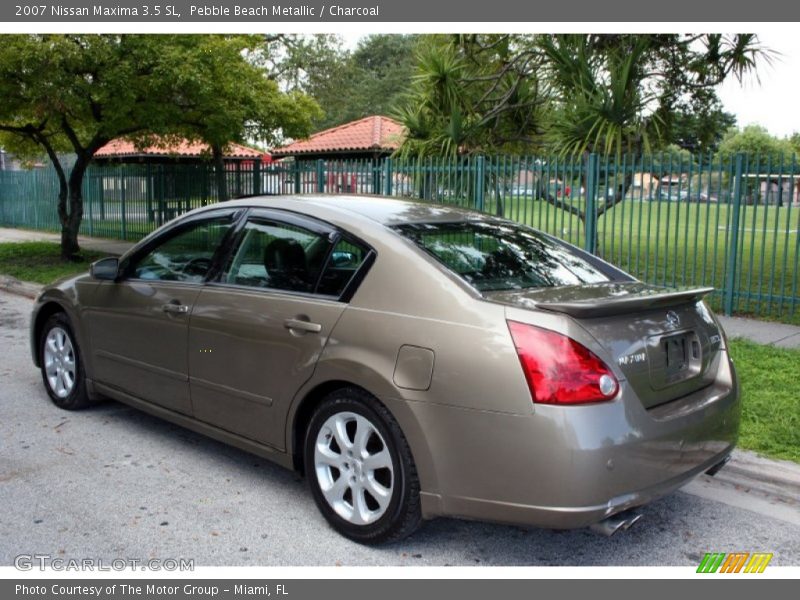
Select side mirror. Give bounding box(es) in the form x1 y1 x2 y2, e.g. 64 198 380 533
90 257 120 281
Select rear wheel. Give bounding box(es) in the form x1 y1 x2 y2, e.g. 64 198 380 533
39 313 90 410
304 387 421 544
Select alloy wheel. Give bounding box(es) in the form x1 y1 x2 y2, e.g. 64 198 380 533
43 327 77 399
313 411 394 525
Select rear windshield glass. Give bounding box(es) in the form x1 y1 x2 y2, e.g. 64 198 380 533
395 221 612 292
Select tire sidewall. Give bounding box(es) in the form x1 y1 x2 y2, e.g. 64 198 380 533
304 391 410 543
39 313 87 410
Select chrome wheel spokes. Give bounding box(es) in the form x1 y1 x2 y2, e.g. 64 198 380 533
314 411 394 525
44 327 76 398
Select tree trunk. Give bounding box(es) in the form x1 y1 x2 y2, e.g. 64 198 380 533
212 145 228 202
55 185 78 259
596 170 634 219
535 177 584 219
494 176 504 217
60 155 89 261
30 134 75 260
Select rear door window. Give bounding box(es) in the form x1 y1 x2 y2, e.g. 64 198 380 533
316 238 371 297
395 220 613 292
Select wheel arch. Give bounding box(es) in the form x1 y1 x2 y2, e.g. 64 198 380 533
289 379 356 473
31 300 71 367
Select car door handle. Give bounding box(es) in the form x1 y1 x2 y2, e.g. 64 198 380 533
162 302 189 314
284 318 322 334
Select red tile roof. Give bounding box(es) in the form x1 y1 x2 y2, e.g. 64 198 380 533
95 138 265 159
272 116 405 157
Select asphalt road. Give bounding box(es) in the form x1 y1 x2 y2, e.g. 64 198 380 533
1 289 799 567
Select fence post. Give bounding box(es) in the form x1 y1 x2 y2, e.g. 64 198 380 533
724 153 745 315
87 173 94 237
157 165 165 226
120 170 127 240
316 159 325 193
98 175 105 220
33 169 39 229
475 155 485 211
372 160 381 195
146 163 154 222
294 162 302 194
584 153 599 253
383 158 393 196
253 160 262 196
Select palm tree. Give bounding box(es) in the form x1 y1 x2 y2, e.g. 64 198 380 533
395 34 770 241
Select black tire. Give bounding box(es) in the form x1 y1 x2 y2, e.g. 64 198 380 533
38 312 90 410
304 387 422 544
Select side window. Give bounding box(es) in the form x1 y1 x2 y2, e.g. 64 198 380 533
130 216 233 283
316 238 370 297
224 219 332 293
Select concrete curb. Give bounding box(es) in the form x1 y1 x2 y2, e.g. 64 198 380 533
0 275 42 300
715 449 800 506
0 280 798 509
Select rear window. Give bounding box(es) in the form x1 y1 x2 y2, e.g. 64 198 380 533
395 221 613 292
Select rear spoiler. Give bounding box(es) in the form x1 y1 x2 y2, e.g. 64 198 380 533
534 286 715 318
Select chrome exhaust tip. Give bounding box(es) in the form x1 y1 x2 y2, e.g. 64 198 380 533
590 510 643 537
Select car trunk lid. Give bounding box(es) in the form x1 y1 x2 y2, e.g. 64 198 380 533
485 282 724 409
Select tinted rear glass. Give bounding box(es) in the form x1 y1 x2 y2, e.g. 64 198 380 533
395 221 612 292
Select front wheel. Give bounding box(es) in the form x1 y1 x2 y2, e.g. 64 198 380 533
304 388 421 544
39 313 90 410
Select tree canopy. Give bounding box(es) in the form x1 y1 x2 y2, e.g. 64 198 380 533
717 124 795 161
395 34 769 159
0 34 320 258
275 34 420 130
665 103 737 154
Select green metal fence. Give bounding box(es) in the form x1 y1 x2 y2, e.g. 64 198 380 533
1 153 799 323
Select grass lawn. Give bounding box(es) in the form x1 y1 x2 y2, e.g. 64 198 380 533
0 241 106 285
485 196 800 324
728 338 800 463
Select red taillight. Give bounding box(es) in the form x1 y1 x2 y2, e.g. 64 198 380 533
507 320 619 405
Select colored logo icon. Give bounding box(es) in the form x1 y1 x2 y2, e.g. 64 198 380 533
697 552 773 573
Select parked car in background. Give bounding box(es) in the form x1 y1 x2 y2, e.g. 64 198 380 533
30 195 739 543
657 183 689 201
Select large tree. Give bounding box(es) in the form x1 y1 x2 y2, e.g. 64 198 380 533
398 34 767 158
0 35 320 259
666 103 737 154
338 35 420 127
146 35 321 203
270 34 419 130
396 34 769 224
717 124 795 161
395 34 548 158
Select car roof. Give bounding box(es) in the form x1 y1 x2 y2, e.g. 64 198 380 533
221 194 487 226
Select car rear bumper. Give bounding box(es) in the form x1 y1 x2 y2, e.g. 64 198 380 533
419 444 734 529
401 355 740 529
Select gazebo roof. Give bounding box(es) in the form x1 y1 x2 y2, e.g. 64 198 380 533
272 116 405 157
95 138 265 160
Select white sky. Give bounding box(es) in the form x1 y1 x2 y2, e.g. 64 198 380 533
716 31 800 138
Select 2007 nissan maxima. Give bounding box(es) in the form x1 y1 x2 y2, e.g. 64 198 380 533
30 195 739 543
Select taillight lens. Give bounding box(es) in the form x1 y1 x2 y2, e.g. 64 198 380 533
507 320 619 405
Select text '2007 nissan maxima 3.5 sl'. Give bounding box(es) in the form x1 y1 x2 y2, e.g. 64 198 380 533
30 195 739 543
